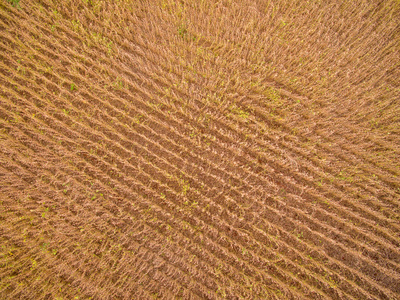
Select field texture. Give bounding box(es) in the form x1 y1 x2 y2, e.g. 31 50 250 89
1 0 400 299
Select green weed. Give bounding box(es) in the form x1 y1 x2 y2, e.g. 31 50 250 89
178 24 187 38
89 32 114 56
71 20 81 32
336 171 354 183
8 0 20 8
264 87 281 104
30 258 37 270
178 176 190 195
228 104 249 120
112 77 124 90
131 114 143 125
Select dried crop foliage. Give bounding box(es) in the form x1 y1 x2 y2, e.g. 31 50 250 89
0 0 399 299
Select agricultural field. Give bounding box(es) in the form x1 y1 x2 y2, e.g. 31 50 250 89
1 0 399 299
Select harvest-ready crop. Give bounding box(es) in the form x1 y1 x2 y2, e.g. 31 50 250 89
0 0 399 299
